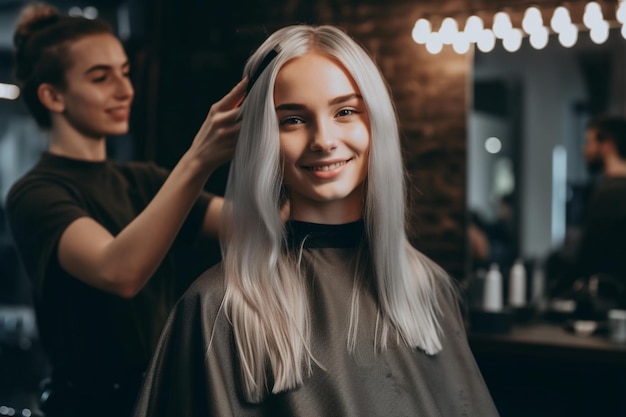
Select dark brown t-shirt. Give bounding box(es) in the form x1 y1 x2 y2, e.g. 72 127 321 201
6 152 212 415
578 176 626 280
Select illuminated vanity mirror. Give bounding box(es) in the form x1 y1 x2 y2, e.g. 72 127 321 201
468 27 626 282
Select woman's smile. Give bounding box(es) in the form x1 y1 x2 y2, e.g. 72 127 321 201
302 158 351 178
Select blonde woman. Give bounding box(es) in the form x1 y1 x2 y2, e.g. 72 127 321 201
135 25 498 417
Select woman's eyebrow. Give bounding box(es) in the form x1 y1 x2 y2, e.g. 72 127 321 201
276 94 362 111
329 93 361 105
275 103 306 111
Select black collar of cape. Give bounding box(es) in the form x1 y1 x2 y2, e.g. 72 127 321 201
286 220 365 249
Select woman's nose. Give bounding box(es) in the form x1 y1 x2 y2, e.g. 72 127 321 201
309 120 337 152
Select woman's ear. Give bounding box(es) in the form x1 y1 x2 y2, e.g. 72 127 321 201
37 83 65 114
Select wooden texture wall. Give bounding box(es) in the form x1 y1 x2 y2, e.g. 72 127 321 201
134 0 477 279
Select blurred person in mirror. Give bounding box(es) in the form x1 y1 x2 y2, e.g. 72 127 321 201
468 193 517 274
574 115 626 305
482 193 518 275
133 24 499 417
468 211 491 270
5 3 246 417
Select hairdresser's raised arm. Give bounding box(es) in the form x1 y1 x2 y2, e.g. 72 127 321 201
57 79 246 298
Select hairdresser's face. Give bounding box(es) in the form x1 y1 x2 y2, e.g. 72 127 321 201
59 33 133 139
275 52 370 223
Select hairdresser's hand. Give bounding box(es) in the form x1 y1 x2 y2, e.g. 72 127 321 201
187 78 248 173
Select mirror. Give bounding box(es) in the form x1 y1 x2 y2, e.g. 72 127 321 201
468 27 626 280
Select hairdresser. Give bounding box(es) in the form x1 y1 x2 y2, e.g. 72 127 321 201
6 4 245 417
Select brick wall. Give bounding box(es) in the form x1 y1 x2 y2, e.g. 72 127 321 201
139 0 478 279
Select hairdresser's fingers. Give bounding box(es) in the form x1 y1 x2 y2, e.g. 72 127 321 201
194 104 239 142
193 112 240 156
217 106 242 125
202 123 240 168
188 82 246 170
197 107 240 147
208 119 240 144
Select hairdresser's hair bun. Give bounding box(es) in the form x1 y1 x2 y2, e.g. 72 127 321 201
14 3 60 48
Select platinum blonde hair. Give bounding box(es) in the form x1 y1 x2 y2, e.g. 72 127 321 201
221 24 449 403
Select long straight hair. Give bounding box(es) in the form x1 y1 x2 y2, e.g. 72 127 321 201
221 25 449 403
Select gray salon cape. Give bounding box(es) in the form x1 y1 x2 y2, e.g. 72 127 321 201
134 221 499 417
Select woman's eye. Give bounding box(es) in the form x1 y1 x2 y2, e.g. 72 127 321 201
280 116 304 126
92 75 107 83
337 108 356 117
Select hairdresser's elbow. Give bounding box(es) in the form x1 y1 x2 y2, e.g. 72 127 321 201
98 269 146 299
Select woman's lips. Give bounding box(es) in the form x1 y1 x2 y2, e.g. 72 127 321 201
303 159 351 179
309 160 347 171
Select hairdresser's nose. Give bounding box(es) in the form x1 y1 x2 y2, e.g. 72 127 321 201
114 74 134 101
309 118 337 152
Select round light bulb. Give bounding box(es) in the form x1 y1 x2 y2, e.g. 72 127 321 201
485 137 502 154
551 6 571 34
477 29 496 52
583 2 603 29
493 11 513 39
589 20 610 44
464 15 484 43
412 18 431 44
529 26 549 50
425 32 443 54
439 17 459 45
584 2 602 15
617 2 626 24
69 6 82 16
452 33 471 54
83 6 98 20
558 23 578 48
503 28 523 52
522 6 543 34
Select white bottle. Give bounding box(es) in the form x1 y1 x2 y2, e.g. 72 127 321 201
508 259 527 307
483 263 503 312
531 260 546 309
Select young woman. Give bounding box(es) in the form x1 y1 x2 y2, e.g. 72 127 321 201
6 4 245 417
133 25 498 416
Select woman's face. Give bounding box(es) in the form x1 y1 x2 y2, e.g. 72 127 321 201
57 33 133 139
274 52 370 223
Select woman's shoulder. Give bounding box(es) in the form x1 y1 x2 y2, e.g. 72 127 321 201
176 262 227 315
405 244 462 315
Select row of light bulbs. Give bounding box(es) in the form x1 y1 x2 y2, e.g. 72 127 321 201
413 1 626 54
